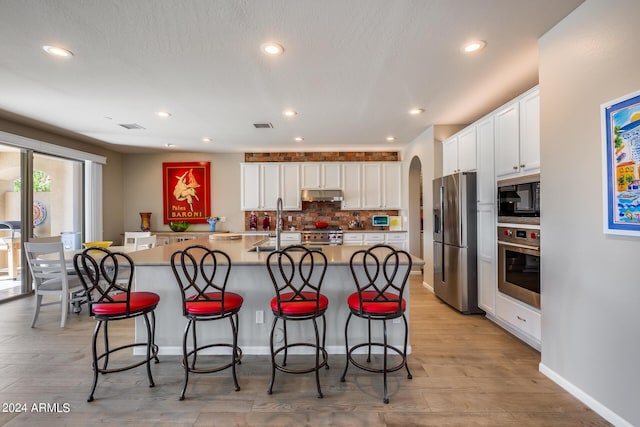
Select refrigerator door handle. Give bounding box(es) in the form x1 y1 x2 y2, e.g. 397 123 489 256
439 185 445 282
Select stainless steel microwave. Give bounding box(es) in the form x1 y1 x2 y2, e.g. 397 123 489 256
497 175 540 218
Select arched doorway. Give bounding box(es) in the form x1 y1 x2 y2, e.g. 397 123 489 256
408 156 423 272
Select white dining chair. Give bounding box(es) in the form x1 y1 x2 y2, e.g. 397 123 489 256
134 235 157 250
123 231 151 246
23 241 85 328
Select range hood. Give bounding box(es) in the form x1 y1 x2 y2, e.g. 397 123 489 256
301 189 344 202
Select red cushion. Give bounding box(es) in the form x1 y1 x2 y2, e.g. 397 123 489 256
92 291 160 316
185 292 243 315
347 291 405 315
271 291 328 315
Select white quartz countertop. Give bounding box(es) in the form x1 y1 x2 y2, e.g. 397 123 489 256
128 235 422 267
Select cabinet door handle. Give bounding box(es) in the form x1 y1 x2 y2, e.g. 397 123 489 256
520 164 526 168
513 166 518 170
516 315 527 322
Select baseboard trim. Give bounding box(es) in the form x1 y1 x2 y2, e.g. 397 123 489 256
539 362 632 427
422 281 434 293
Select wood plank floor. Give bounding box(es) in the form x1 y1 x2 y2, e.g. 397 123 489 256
0 276 609 426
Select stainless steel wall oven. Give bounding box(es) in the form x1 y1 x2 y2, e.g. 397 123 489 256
497 226 540 309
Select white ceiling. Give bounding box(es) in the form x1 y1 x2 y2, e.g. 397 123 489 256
0 0 583 154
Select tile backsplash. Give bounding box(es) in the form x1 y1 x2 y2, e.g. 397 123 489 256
245 202 399 231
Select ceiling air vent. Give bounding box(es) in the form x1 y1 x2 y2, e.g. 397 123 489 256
253 123 273 129
118 123 146 130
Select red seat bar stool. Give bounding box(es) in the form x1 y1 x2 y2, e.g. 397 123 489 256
266 245 329 398
340 244 413 404
73 247 160 402
170 245 243 401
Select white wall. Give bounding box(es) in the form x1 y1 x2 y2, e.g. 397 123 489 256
539 1 640 425
121 152 244 238
402 125 462 287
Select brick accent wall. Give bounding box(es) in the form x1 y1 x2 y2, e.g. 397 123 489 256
245 203 399 231
244 152 399 162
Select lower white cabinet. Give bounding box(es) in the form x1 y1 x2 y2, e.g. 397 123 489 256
343 233 364 246
364 232 385 245
496 293 541 343
384 232 407 250
342 232 407 249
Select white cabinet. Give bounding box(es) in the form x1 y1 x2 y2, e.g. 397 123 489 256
362 163 382 209
442 136 459 176
496 293 541 345
476 116 496 314
477 206 496 314
240 163 261 211
342 163 362 210
382 162 402 209
495 88 540 178
364 232 385 245
343 233 364 246
280 163 301 210
385 232 407 250
240 163 300 211
442 128 477 175
301 163 342 189
343 162 402 210
476 116 495 205
343 232 407 249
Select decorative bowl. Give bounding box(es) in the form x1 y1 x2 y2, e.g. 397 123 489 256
314 221 329 229
169 222 190 232
82 241 113 249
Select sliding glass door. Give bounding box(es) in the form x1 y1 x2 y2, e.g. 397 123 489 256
0 145 22 299
0 144 84 301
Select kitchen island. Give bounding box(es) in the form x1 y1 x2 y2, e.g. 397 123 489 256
128 235 423 355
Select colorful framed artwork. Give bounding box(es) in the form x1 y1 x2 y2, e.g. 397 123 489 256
162 161 211 224
602 89 640 235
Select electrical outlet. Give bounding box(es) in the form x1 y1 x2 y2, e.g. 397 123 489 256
256 310 264 324
287 215 292 222
219 217 226 222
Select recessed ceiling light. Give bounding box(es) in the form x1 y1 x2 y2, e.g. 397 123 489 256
42 45 74 58
202 138 212 142
156 111 172 118
409 108 425 115
165 144 176 148
261 42 284 56
462 40 486 53
294 137 304 142
386 136 396 142
283 110 297 117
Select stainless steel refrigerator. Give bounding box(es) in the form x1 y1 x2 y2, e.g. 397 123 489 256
433 172 482 314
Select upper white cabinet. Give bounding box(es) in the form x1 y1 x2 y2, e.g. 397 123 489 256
442 127 477 176
240 163 301 211
476 116 495 205
243 161 402 212
495 88 540 178
341 163 362 210
343 162 402 210
280 163 301 210
362 162 382 209
382 162 402 209
442 136 459 176
301 163 342 189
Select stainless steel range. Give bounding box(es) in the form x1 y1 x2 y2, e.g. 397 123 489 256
301 228 343 245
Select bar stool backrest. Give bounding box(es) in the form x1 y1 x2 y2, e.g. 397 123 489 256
266 245 328 316
170 245 232 315
73 248 135 317
349 244 412 316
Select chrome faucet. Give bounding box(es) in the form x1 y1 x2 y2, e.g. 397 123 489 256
275 197 283 251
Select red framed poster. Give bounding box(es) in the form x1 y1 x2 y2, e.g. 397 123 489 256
162 162 210 224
